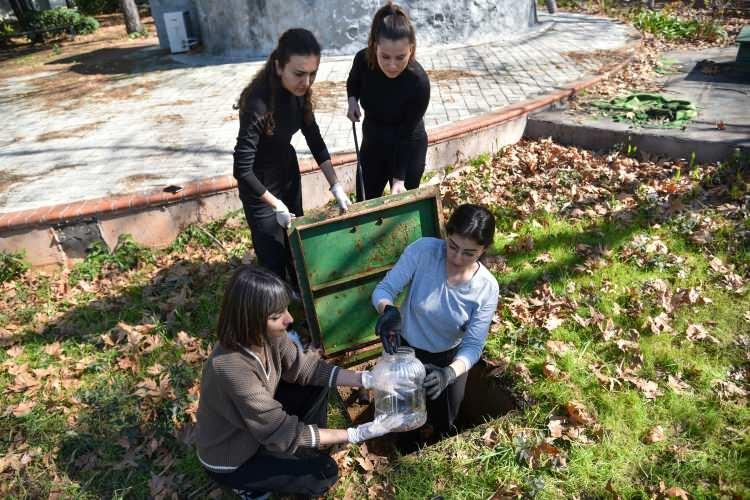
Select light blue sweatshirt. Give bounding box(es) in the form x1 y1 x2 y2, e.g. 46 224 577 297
372 238 500 369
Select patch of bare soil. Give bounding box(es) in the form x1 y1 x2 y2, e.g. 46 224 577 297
36 121 105 142
426 69 478 81
0 17 158 75
0 17 169 110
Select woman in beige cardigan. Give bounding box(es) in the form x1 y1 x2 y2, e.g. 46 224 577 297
196 265 403 499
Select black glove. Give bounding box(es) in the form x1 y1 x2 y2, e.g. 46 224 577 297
375 305 401 354
423 364 456 400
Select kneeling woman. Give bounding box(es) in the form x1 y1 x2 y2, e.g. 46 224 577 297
372 204 499 438
197 266 403 498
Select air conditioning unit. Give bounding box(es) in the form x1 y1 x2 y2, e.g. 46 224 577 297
164 11 198 54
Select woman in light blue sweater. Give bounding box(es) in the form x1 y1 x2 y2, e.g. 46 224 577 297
372 204 500 439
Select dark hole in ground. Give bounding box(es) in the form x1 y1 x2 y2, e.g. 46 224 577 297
333 358 517 457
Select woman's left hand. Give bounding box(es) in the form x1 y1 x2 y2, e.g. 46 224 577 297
423 364 456 400
390 179 406 195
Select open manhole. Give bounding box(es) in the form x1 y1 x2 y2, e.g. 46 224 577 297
331 358 518 456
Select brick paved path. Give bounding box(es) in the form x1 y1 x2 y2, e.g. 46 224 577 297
0 13 636 214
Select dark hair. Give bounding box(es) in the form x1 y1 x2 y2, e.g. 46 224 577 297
366 2 416 70
217 265 292 351
236 28 321 135
445 204 496 248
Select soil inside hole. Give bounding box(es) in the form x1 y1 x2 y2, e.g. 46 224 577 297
334 358 517 457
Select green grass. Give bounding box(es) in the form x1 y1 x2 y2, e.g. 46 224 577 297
1 143 748 498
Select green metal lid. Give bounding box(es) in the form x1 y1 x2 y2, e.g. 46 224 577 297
288 185 444 358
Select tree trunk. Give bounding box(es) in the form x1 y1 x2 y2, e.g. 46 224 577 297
8 0 33 28
545 0 558 14
119 0 143 34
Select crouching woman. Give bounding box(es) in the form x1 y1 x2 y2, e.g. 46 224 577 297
196 265 403 498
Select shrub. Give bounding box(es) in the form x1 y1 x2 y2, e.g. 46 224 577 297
26 7 100 38
0 250 30 284
69 234 154 284
632 9 726 42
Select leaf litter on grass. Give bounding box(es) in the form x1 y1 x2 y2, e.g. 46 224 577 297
2 140 749 498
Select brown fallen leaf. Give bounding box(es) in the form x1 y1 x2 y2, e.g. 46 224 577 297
664 486 689 499
542 360 560 379
685 324 719 344
565 401 595 426
543 314 565 332
534 252 553 263
489 483 522 499
513 363 533 384
43 342 62 358
10 400 36 417
6 345 23 358
644 425 665 444
645 312 672 335
546 340 572 356
548 418 564 439
481 426 498 446
667 374 692 394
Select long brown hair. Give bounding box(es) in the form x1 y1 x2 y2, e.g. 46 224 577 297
236 28 321 135
366 2 416 70
216 265 292 351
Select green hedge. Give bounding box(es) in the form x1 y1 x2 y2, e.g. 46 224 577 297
26 7 100 37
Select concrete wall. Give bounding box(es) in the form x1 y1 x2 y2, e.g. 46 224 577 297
149 0 201 51
0 0 13 20
149 0 536 57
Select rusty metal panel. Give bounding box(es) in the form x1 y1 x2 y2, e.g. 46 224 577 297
288 186 443 357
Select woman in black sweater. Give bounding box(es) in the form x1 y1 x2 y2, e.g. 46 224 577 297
234 29 350 280
346 2 431 200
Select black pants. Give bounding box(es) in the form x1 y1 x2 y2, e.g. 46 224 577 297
240 175 303 281
400 338 468 445
206 382 337 497
356 123 427 201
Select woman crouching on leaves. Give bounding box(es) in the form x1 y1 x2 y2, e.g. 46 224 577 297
372 204 499 446
234 29 350 281
196 266 404 499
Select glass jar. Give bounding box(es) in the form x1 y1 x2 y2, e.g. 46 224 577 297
371 347 427 432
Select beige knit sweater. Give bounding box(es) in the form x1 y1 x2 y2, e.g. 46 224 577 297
195 334 339 472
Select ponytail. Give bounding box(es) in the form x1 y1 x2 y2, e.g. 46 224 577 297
366 2 416 70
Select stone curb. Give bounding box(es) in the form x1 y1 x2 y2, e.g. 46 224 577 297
0 40 640 236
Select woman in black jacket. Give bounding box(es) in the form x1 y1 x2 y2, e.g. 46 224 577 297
234 29 350 280
346 2 431 200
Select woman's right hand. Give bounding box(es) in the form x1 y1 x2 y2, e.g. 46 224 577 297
347 414 405 443
347 96 361 122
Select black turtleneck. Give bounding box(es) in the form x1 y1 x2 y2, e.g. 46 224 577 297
346 48 430 180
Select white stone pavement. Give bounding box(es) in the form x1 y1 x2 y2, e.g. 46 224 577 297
0 13 636 214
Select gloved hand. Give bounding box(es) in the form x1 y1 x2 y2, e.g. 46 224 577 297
273 199 294 229
390 179 406 195
361 370 409 397
347 96 362 122
423 364 456 400
346 414 405 443
330 182 350 213
375 305 401 354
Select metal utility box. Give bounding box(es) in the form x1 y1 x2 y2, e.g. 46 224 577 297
288 186 444 363
163 11 198 54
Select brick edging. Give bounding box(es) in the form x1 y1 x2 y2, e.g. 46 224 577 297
0 40 640 234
